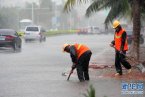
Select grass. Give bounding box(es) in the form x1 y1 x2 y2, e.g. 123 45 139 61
45 29 78 36
17 29 78 37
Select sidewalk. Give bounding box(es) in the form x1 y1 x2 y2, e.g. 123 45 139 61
89 45 145 81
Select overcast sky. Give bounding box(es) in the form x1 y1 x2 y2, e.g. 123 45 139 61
0 0 107 28
1 0 63 7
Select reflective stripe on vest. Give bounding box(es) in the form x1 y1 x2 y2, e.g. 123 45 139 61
115 29 128 51
115 34 122 39
77 44 82 50
74 43 89 59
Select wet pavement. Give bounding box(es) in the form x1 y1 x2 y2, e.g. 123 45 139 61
0 34 145 97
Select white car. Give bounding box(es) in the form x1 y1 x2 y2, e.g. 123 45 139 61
24 26 46 42
87 26 100 34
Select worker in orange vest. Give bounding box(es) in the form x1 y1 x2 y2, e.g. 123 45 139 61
110 20 132 76
63 43 92 82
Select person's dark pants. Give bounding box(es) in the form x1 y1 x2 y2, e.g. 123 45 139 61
76 50 92 81
115 51 131 75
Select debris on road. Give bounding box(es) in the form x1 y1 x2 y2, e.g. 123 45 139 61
89 63 113 69
89 45 145 80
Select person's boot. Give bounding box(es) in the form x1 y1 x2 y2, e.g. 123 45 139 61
80 79 85 82
127 69 131 74
115 72 122 76
84 73 89 81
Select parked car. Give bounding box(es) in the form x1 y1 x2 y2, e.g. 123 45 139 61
77 28 88 35
126 30 144 44
77 26 100 35
0 29 22 51
24 26 46 42
87 26 100 34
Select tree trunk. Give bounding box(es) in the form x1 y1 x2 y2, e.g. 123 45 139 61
131 0 141 60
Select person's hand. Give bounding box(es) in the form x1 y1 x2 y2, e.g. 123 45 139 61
119 50 123 54
110 43 114 47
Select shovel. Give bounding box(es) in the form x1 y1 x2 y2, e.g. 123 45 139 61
111 46 145 73
67 68 74 81
125 55 145 73
62 68 74 81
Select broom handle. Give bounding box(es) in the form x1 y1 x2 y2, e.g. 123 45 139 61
67 69 73 81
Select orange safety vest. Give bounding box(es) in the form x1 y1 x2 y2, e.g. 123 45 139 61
74 43 90 59
115 29 128 51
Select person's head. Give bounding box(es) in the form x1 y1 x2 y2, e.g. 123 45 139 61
62 43 70 53
113 20 122 32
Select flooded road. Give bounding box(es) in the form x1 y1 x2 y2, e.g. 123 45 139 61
0 34 144 97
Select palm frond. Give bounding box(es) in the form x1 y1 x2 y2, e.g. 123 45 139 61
86 0 117 17
86 0 130 28
64 0 76 12
85 1 99 17
104 0 130 27
64 0 89 12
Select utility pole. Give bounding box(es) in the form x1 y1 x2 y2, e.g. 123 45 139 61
32 2 34 24
69 13 71 30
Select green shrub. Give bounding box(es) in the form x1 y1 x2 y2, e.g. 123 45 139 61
84 85 95 97
84 85 107 97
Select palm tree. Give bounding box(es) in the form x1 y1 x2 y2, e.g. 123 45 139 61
131 0 141 60
64 0 145 60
